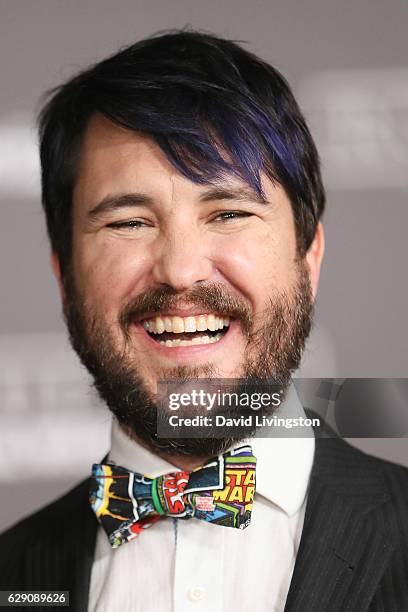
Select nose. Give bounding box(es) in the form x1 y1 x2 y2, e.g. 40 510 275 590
151 226 214 291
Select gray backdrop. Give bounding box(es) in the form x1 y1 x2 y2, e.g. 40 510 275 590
1 0 407 532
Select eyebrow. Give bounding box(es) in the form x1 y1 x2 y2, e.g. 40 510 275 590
88 193 154 219
87 185 268 219
199 186 268 205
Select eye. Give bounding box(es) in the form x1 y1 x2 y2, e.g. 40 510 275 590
213 211 253 222
106 219 148 229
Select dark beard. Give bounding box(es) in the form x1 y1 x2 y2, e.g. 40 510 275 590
61 262 314 458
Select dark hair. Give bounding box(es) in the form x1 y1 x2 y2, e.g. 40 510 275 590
38 29 325 276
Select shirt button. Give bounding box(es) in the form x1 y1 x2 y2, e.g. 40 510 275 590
187 586 206 602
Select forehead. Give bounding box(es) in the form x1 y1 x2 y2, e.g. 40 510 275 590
74 114 174 198
73 113 290 213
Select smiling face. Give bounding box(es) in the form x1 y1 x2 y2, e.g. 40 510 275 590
52 114 324 457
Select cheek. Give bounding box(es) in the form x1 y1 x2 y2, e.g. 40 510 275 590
72 239 151 313
211 226 297 303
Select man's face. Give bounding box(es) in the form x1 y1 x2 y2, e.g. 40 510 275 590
55 114 322 456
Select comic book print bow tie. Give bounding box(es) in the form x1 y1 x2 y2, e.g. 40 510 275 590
89 445 256 548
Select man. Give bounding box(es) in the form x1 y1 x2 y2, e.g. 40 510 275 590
0 30 407 611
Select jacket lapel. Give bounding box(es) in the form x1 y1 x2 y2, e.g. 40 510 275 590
66 483 98 612
23 478 98 612
284 437 394 611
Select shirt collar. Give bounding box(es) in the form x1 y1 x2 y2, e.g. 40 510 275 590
251 384 315 516
108 383 314 518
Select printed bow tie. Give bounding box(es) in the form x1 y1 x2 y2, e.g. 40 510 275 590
89 445 256 548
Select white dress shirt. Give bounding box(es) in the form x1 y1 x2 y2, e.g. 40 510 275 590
88 387 315 612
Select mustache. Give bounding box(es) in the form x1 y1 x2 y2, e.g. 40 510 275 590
119 282 253 335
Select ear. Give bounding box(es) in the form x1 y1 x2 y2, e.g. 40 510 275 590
50 251 66 302
305 221 325 299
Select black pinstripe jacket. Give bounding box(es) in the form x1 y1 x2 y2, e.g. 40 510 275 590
1 436 408 611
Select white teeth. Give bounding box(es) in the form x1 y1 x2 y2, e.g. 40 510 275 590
172 316 184 333
155 316 165 334
158 333 223 347
207 314 216 331
197 315 207 331
142 314 230 334
184 316 197 332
